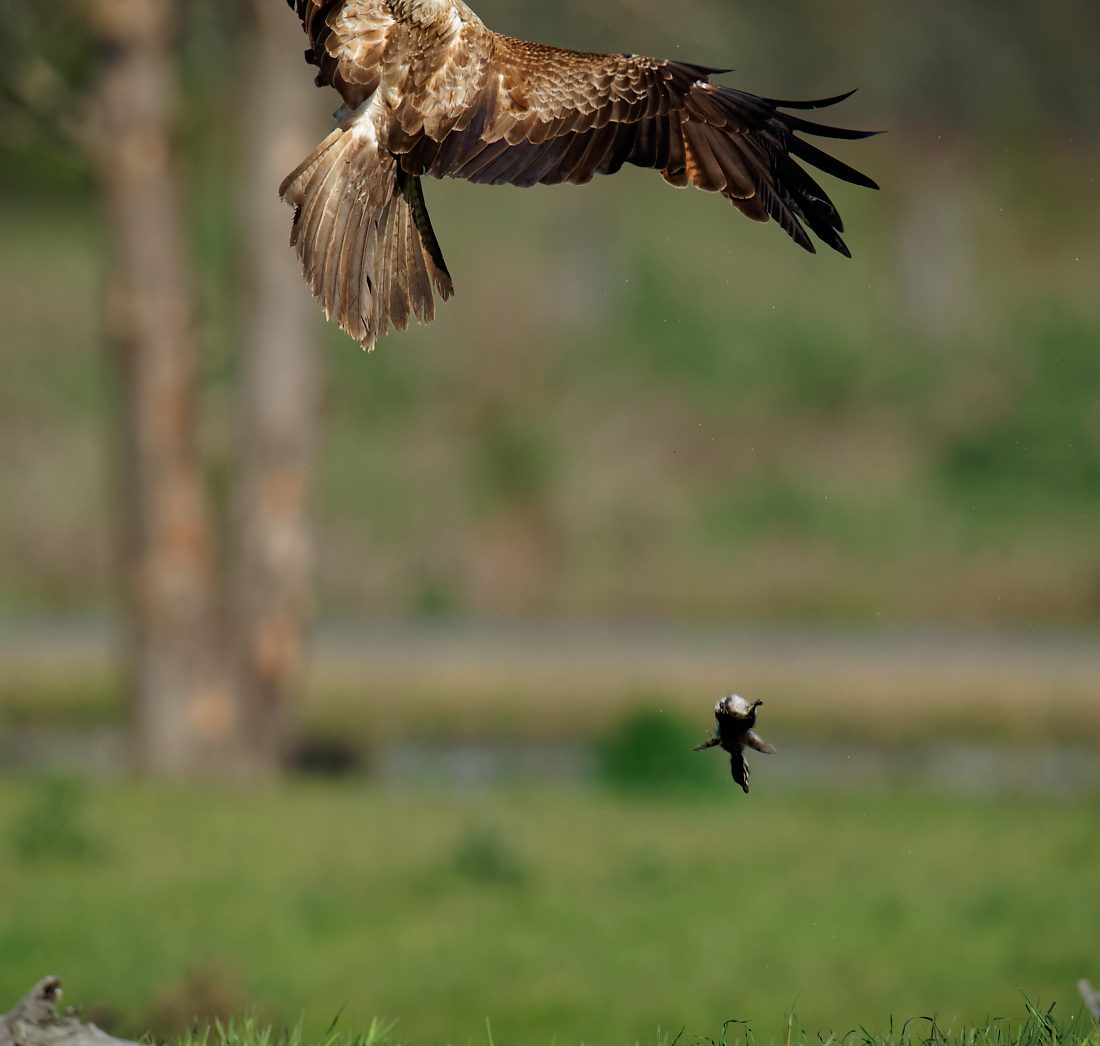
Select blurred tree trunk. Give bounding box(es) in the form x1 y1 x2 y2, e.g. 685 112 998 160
231 0 321 770
88 0 241 774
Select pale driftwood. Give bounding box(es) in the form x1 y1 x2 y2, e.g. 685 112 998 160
0 977 143 1046
1080 978 1100 1021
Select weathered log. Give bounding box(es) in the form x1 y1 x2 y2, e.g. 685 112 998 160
1080 978 1100 1021
0 977 143 1046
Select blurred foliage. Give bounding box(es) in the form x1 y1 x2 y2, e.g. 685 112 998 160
470 404 556 515
144 963 248 1039
939 308 1100 508
597 706 716 794
449 823 530 886
1 0 1099 623
7 774 97 864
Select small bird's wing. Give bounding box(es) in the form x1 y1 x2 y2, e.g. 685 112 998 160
728 750 751 794
693 736 721 752
390 33 878 255
289 0 397 109
745 731 776 755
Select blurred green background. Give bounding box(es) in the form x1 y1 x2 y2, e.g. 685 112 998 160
3 0 1100 623
1 0 1099 1042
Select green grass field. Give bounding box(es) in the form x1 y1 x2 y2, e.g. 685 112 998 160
2 778 1097 1044
173 1007 1099 1046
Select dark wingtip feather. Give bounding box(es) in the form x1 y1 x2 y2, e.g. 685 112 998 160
728 85 876 254
782 115 881 140
816 227 852 258
763 88 860 110
787 135 879 190
677 61 734 78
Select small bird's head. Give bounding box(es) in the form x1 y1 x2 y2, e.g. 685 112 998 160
715 693 763 721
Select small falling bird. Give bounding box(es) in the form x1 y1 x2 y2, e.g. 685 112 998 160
693 693 776 793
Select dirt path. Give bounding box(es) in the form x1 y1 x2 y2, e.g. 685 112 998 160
6 619 1095 742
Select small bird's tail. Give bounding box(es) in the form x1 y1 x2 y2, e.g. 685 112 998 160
279 123 453 349
729 752 751 793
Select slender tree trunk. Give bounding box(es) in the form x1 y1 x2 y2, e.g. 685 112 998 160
231 0 321 770
89 0 239 774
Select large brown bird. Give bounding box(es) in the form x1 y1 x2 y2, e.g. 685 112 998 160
282 0 878 349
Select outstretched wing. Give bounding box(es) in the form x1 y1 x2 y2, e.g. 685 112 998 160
288 0 396 109
693 735 721 752
745 730 777 755
391 34 878 256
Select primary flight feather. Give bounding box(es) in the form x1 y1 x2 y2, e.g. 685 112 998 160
282 0 878 349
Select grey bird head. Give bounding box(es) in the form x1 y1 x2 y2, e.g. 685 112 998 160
692 692 777 794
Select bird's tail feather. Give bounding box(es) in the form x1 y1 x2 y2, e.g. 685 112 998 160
730 752 750 793
280 124 452 349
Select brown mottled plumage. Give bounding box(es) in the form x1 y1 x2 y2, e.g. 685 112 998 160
282 0 878 349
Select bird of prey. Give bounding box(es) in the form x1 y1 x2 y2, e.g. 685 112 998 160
282 0 878 350
694 693 776 793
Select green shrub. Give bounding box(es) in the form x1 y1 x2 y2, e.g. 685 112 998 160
450 824 529 886
597 704 715 794
8 774 98 864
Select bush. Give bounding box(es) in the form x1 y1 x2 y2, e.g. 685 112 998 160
8 774 98 863
450 824 529 886
596 704 715 795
